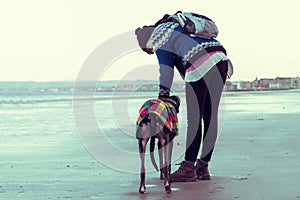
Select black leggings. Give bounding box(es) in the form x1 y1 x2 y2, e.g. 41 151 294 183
184 61 228 163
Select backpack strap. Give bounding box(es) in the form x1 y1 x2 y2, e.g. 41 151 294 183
175 12 187 27
154 14 171 26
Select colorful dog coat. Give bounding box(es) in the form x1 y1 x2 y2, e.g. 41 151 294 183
136 99 179 136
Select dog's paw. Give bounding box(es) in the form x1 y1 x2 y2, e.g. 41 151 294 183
139 185 146 194
165 185 171 193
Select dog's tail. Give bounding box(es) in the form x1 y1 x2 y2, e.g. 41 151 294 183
150 136 159 172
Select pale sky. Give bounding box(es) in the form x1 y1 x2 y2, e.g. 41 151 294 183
0 0 299 82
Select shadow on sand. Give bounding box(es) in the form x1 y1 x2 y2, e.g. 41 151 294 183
125 176 247 200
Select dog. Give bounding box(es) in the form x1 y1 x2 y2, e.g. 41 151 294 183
136 95 180 194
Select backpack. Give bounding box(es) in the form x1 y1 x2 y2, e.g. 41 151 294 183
155 11 219 39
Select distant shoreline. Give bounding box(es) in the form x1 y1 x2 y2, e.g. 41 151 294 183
224 87 295 92
1 88 299 105
0 80 299 94
100 88 299 93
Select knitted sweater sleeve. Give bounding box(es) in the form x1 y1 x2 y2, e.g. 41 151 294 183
153 25 186 91
155 49 175 91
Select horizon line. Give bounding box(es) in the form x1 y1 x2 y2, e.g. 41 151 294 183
0 75 299 83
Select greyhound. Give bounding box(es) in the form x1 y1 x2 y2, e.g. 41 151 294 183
136 96 180 194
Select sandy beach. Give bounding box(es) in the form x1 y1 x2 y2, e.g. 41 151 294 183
1 90 300 200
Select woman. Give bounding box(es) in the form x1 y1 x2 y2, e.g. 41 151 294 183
135 14 233 182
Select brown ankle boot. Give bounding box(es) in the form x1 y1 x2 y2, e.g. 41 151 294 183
170 161 197 182
196 159 211 180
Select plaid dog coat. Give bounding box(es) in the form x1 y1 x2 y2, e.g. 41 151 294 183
136 99 179 137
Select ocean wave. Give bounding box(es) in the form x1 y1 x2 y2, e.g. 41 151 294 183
0 95 156 105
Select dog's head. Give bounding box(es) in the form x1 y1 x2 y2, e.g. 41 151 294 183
161 95 181 113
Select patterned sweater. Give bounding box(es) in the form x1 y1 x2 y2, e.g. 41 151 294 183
149 22 233 90
136 99 178 138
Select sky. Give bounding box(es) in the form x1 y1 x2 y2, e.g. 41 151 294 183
0 0 299 82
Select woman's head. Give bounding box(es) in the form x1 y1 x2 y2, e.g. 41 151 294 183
135 25 155 54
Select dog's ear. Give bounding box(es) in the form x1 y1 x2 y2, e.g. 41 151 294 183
169 95 180 113
170 96 180 107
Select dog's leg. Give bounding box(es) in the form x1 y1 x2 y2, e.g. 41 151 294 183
164 135 172 193
158 133 175 179
157 140 164 180
157 135 171 193
168 133 175 174
138 137 149 194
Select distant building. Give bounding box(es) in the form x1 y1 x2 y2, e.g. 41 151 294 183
269 83 280 89
275 77 300 89
259 78 276 88
255 83 265 89
224 81 238 91
224 76 300 91
291 77 300 88
239 81 252 90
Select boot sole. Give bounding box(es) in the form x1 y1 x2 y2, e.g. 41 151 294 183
171 176 197 183
197 175 211 180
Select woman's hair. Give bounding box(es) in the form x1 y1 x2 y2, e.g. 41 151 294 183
135 25 155 54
